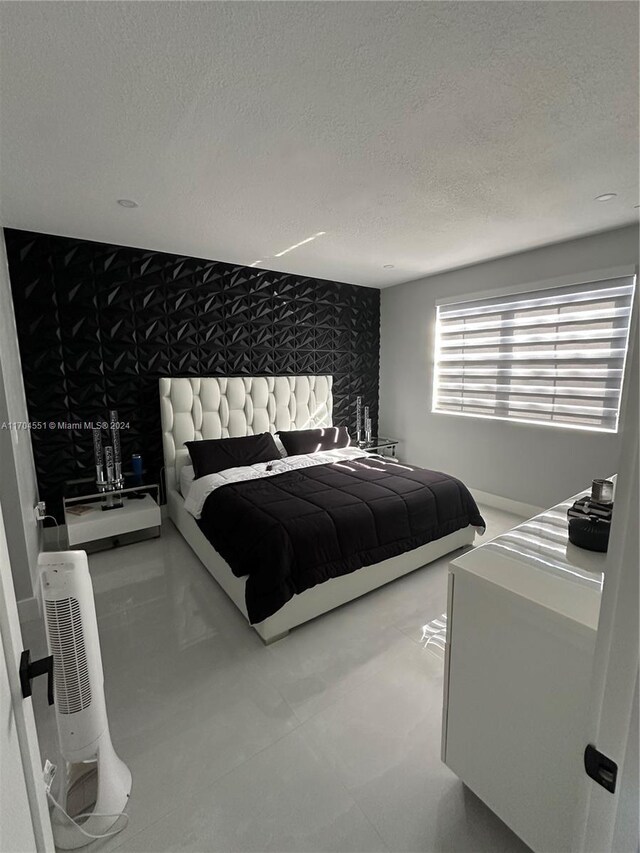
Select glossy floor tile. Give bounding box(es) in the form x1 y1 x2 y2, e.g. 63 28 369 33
121 731 387 853
300 643 530 853
22 505 531 853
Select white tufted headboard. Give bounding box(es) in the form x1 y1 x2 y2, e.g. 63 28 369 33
159 375 333 490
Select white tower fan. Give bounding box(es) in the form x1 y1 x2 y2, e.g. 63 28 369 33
38 551 131 848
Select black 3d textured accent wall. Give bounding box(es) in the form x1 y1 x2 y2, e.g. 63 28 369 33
5 229 380 519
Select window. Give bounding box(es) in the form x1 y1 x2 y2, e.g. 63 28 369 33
432 274 636 433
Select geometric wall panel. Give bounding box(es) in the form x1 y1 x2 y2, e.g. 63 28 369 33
4 229 380 521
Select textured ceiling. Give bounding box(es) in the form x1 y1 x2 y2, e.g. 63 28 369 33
0 1 638 288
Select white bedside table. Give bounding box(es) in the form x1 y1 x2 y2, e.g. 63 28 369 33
358 437 399 458
63 479 161 552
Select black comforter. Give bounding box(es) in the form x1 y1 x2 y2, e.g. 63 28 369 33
198 455 485 624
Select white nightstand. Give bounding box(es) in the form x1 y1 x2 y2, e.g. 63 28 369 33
358 437 399 458
63 480 161 552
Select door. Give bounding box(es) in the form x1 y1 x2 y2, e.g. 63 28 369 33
572 295 639 852
0 501 54 852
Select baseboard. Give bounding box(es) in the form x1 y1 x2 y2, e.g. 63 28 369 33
17 595 40 623
471 489 544 520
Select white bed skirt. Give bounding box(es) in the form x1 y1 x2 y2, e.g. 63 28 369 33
168 487 476 644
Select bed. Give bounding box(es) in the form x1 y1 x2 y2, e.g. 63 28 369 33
160 375 483 643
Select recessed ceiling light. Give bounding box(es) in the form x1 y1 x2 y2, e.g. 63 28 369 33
383 264 395 269
634 204 640 209
594 193 617 202
117 198 139 208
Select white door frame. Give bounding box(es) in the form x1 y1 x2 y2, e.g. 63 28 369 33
0 501 54 852
572 295 639 852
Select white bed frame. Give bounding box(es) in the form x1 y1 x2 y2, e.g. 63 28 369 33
160 376 475 643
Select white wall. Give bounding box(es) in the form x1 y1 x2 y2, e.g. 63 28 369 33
0 234 41 601
379 225 639 509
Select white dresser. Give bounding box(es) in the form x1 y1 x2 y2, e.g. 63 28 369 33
442 489 606 853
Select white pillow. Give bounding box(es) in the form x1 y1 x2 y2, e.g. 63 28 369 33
179 464 195 497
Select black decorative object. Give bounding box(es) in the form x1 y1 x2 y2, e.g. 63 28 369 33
567 496 613 523
4 229 380 520
567 477 615 551
568 517 610 553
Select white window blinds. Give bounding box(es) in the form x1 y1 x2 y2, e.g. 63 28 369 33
433 275 636 433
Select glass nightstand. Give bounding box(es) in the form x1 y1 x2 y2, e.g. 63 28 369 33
63 475 161 552
357 437 399 457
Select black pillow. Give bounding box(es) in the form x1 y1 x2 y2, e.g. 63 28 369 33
185 433 281 479
277 427 351 456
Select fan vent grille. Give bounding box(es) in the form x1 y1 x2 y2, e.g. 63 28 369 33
45 597 92 714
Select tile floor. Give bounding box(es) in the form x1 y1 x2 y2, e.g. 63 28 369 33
23 506 532 853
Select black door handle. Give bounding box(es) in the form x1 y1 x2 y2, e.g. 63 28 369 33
19 650 54 706
584 743 618 793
